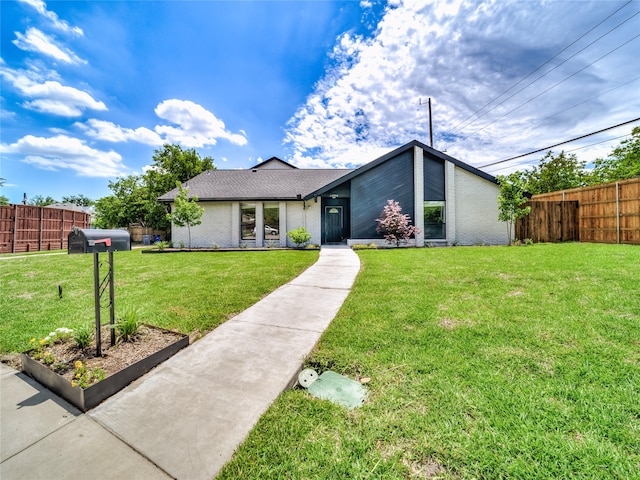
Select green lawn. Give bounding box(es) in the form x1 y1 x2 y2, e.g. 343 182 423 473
0 249 319 353
218 243 640 479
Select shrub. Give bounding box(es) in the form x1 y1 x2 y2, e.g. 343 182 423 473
375 200 419 247
287 227 311 247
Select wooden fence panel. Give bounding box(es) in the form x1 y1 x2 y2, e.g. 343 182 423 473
516 201 579 243
530 178 640 245
0 205 91 253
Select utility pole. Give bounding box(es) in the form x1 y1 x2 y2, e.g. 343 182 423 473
419 98 434 147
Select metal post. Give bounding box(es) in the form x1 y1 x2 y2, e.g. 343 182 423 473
428 97 433 148
109 251 116 346
93 252 102 357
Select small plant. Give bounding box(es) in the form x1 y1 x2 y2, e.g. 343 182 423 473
211 242 220 249
45 327 74 344
71 360 105 389
155 240 169 251
73 324 93 350
179 240 185 248
524 238 534 245
352 243 378 250
240 242 248 249
113 308 142 343
266 240 276 248
287 227 311 247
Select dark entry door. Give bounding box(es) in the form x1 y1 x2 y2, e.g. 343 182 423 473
325 206 343 243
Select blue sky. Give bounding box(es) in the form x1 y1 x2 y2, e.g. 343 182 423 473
1 0 639 205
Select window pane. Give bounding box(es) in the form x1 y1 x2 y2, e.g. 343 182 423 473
241 203 256 240
424 201 445 239
264 203 280 240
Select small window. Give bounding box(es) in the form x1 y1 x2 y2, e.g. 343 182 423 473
241 203 256 240
424 201 445 239
263 203 280 240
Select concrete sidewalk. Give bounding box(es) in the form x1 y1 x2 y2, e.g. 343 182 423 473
1 246 360 480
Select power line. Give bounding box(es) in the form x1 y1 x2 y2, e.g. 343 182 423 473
451 33 640 147
485 134 631 173
478 118 640 168
445 0 635 138
477 76 640 148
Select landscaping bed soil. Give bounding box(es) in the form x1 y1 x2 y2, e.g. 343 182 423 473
19 325 188 411
29 325 186 383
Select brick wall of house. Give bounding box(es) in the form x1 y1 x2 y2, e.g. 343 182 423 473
454 168 508 245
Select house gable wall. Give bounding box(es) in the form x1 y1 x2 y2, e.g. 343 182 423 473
453 168 507 245
350 149 414 239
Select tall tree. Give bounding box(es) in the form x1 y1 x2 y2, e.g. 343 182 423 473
166 184 204 249
94 175 148 228
28 195 57 206
588 126 640 184
497 173 531 244
93 145 215 230
144 145 215 230
61 194 94 207
522 151 586 194
0 178 9 206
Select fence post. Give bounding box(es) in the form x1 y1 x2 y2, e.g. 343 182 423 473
616 182 620 244
12 204 17 253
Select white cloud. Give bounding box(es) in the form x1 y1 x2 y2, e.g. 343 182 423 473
1 134 127 177
19 0 83 36
13 28 86 64
284 0 640 171
154 99 248 148
0 66 106 116
77 119 163 146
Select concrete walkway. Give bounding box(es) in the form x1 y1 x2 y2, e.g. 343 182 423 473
1 246 360 480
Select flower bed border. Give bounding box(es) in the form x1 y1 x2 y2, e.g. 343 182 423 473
20 325 188 412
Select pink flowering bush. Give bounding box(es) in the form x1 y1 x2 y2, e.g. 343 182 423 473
375 200 420 247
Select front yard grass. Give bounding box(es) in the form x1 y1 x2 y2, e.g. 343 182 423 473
0 249 319 354
218 243 640 479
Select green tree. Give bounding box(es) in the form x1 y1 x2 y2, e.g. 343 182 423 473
61 194 94 206
144 145 214 230
166 184 204 249
522 151 586 194
0 178 9 206
497 173 531 244
588 126 640 184
94 175 148 228
28 195 57 206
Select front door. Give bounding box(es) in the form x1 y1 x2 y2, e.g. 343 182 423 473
325 206 343 243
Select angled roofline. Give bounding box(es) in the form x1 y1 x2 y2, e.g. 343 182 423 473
249 156 298 169
303 139 497 200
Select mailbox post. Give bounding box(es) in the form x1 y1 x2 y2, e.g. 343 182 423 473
68 228 131 356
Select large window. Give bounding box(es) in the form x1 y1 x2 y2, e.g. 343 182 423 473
424 201 445 239
263 203 280 240
241 203 256 240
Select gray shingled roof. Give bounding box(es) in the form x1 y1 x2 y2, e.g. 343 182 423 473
158 169 354 202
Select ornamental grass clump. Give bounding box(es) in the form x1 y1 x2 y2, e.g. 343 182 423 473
113 308 142 343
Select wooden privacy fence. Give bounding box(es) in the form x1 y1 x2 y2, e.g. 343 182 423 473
0 205 91 253
516 177 640 244
515 201 579 243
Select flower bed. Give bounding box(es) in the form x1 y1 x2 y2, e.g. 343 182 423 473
21 325 188 412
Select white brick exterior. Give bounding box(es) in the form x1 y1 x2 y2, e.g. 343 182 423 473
453 167 508 245
170 200 322 248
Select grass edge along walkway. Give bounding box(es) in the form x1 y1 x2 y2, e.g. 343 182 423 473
218 243 640 480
